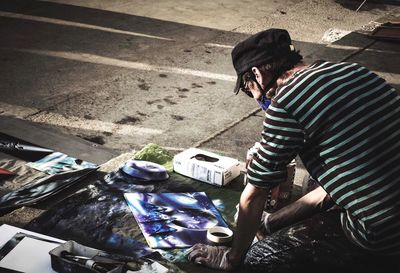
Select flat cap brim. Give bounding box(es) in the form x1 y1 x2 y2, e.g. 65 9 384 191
233 74 242 94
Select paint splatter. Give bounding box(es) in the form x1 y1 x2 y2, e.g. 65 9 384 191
147 99 161 105
192 83 203 88
137 112 148 117
80 135 105 145
115 116 140 125
138 83 150 91
171 115 184 121
164 98 177 105
84 114 94 120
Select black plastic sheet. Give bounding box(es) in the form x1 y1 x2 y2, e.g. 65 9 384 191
0 133 53 162
26 171 200 269
244 210 399 273
27 169 244 272
0 168 96 216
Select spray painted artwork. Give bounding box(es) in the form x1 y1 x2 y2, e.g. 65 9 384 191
26 152 97 175
124 192 228 248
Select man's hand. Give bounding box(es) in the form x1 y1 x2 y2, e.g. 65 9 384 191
186 244 236 271
187 184 268 271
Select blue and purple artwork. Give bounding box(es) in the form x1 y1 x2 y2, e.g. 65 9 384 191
26 152 97 175
124 192 228 248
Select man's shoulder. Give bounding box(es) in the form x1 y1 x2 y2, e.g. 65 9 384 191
274 60 367 103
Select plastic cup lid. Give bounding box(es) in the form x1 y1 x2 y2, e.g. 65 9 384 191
121 160 168 181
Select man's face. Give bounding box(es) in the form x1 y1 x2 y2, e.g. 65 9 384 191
244 79 263 100
241 69 274 100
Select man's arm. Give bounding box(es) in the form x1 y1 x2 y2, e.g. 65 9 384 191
263 186 334 236
186 183 269 270
228 183 269 265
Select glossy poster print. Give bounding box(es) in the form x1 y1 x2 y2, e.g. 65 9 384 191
26 152 97 175
124 192 228 248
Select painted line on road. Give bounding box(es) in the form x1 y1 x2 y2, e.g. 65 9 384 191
13 48 237 82
0 11 174 41
204 43 234 49
326 43 400 55
0 102 163 136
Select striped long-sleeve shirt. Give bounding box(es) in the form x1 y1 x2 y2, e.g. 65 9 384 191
247 60 400 255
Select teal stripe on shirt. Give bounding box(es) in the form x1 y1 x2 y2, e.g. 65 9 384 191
325 154 400 195
283 63 359 108
277 61 342 102
320 95 400 154
264 123 303 133
352 184 400 217
292 66 366 116
301 70 375 125
320 129 400 181
325 122 400 165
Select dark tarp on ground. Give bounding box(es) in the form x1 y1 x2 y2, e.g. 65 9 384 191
0 168 96 216
25 169 245 273
244 210 400 273
0 133 53 162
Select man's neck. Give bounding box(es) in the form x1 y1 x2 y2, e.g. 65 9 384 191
277 62 308 87
265 62 309 99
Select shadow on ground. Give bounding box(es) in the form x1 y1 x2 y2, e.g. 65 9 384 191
0 0 398 153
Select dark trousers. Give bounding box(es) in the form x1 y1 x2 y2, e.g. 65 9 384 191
244 194 399 273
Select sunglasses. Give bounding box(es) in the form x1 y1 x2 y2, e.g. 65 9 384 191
240 72 256 98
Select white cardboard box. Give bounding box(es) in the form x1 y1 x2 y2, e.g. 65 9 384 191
173 148 240 186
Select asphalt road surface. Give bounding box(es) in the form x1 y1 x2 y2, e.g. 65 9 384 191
0 0 398 159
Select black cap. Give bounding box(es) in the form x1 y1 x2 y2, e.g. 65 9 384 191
231 29 293 94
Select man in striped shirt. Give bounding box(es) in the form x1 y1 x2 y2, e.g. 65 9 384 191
188 29 399 271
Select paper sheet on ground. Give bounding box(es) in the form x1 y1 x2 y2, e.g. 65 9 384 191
0 237 59 273
0 224 64 273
